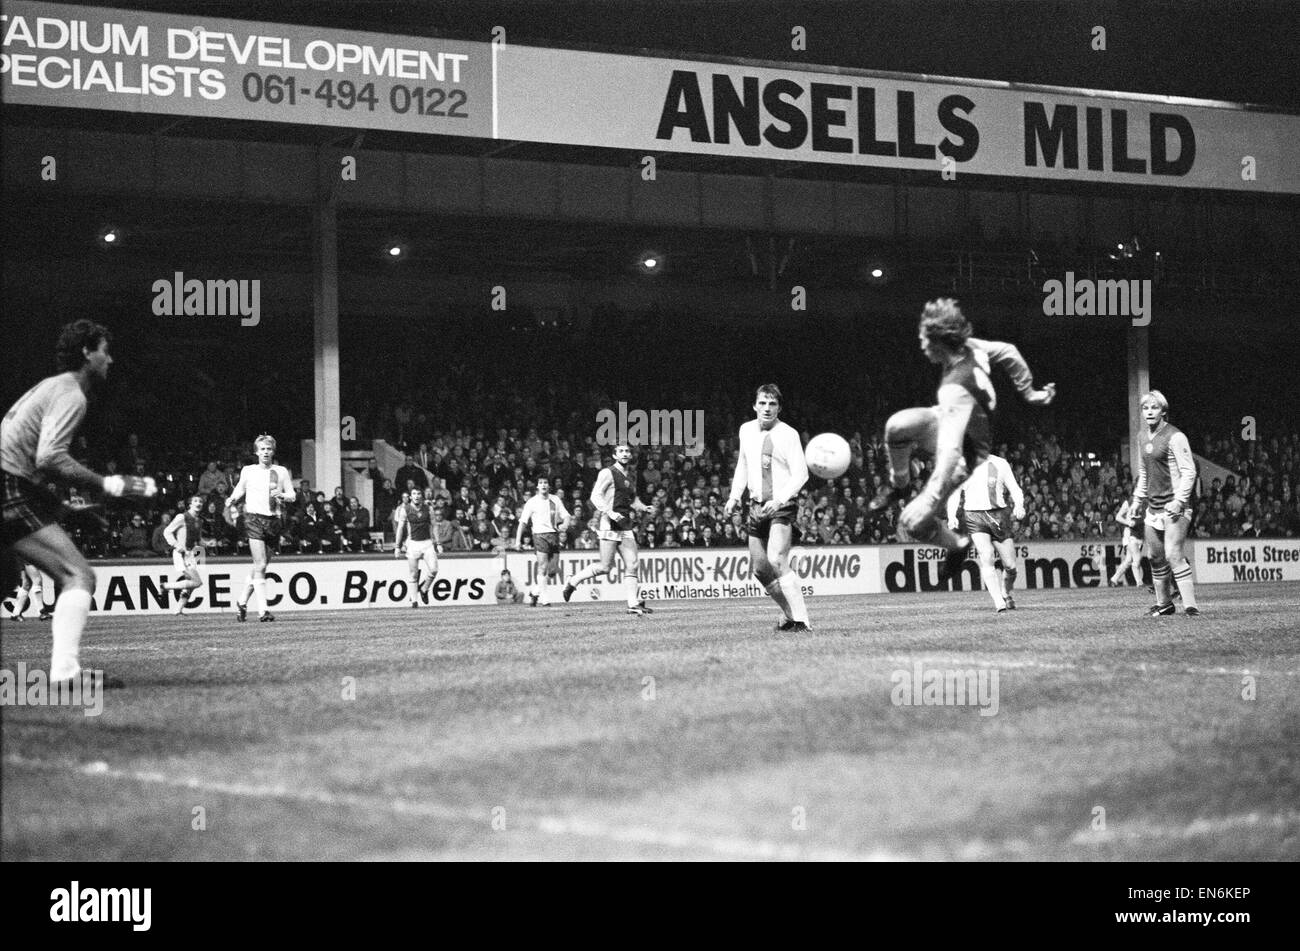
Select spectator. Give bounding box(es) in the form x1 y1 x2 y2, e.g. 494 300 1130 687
496 569 524 604
121 513 151 557
197 461 224 497
344 497 371 552
395 454 428 493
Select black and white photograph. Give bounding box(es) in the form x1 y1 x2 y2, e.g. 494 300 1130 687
2 0 1297 885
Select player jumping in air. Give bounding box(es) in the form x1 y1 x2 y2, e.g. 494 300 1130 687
516 477 571 606
1 320 156 686
947 452 1025 612
225 434 295 622
394 489 439 607
163 495 206 614
725 384 812 632
870 299 1055 579
563 442 657 615
1130 391 1200 616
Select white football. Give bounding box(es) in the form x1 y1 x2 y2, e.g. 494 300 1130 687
805 433 851 480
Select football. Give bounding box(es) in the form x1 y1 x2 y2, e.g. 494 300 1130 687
805 433 851 480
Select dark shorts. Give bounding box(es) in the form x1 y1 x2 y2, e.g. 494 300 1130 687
245 512 283 543
534 532 561 556
963 507 1013 543
748 500 800 544
2 472 65 548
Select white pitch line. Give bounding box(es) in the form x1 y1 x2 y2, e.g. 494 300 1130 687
1070 810 1300 845
880 656 1295 677
3 755 901 862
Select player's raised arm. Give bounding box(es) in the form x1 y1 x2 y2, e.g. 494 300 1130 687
934 383 977 488
969 337 1055 405
773 427 809 504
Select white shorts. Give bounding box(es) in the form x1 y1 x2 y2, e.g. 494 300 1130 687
406 538 436 559
599 529 636 543
1144 505 1189 532
172 548 201 573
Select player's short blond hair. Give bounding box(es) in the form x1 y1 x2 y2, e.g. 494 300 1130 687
1141 391 1169 417
255 434 277 450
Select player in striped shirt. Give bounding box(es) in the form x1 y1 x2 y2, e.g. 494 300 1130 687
224 435 296 622
562 442 657 615
162 495 206 615
724 384 812 632
870 299 1055 580
2 320 156 687
515 477 571 606
1130 391 1200 616
947 454 1024 612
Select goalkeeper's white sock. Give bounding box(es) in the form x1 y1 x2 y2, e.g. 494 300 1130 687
50 588 92 681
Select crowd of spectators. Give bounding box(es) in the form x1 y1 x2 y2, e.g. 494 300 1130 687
51 416 1300 559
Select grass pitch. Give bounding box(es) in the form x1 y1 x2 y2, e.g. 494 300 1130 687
2 583 1297 861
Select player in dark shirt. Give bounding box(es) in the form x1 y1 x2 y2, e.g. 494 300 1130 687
869 299 1055 579
1 321 155 686
563 443 656 614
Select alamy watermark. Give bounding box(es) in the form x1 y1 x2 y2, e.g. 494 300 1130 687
890 660 1000 716
1041 272 1151 326
595 401 703 457
151 271 261 326
0 663 104 717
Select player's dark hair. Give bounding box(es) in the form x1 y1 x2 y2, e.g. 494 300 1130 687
55 319 111 371
919 298 972 351
755 383 782 405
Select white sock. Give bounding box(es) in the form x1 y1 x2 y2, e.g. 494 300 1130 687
569 563 605 586
778 572 808 623
980 563 1007 610
252 579 268 615
240 573 256 607
11 588 29 617
538 581 552 605
625 572 640 607
50 588 92 681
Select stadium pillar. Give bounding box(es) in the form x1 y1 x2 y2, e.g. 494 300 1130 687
312 193 342 495
1126 321 1150 480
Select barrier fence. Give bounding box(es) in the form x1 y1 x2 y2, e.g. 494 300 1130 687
16 538 1296 615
